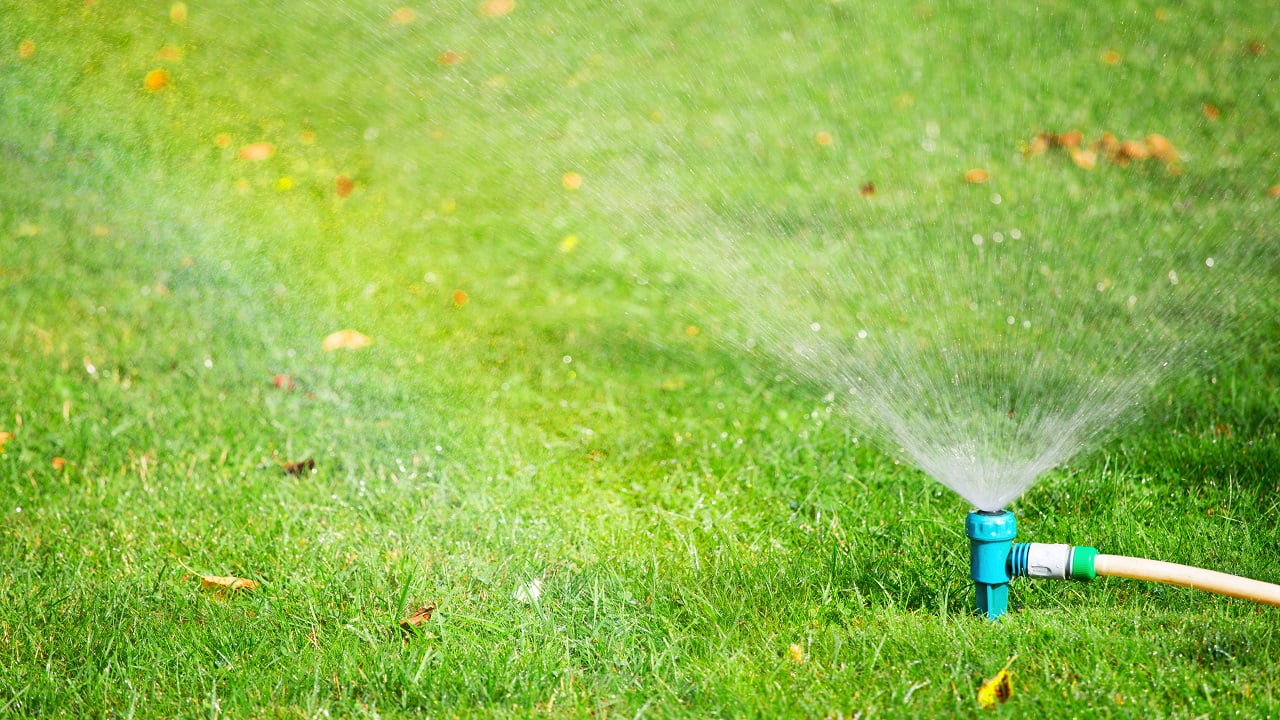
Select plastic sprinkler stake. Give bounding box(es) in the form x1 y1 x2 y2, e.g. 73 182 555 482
966 510 1017 619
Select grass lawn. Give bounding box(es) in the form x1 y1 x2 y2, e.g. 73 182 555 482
2 0 1279 717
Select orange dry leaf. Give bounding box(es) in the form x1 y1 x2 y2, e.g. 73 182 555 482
562 172 583 190
814 131 834 147
52 457 67 471
201 575 258 592
452 289 469 307
1145 134 1177 162
437 50 464 66
144 69 170 91
1268 185 1280 198
282 458 315 476
238 142 275 161
1203 103 1221 121
479 0 515 17
1056 130 1083 148
977 656 1016 709
963 168 989 184
788 643 805 664
1117 140 1148 161
157 45 182 60
1101 50 1121 65
1070 148 1097 170
335 174 355 198
859 182 876 197
213 133 232 148
390 7 416 24
400 604 435 631
0 431 13 452
18 39 36 59
272 374 296 391
322 329 372 351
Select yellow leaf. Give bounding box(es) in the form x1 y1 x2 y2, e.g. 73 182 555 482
200 575 258 592
0 431 13 453
788 643 805 664
322 329 372 351
977 656 1016 709
479 0 515 17
238 142 275 161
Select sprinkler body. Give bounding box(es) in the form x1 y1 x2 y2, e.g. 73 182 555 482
965 510 1017 619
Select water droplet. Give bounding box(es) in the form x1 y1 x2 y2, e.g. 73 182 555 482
972 234 984 246
1006 316 1015 325
857 330 868 339
562 355 573 364
1022 320 1031 329
1009 228 1022 240
1205 257 1215 267
363 127 379 141
990 194 1002 205
992 232 1004 243
809 322 821 332
1167 270 1179 285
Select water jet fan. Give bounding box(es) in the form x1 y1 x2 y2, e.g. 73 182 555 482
966 510 1280 619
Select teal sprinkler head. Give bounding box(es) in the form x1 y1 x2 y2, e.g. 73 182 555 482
965 510 1017 619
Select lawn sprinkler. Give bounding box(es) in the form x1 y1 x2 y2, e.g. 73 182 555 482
965 510 1280 619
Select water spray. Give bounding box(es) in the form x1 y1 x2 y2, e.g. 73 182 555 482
965 511 1280 619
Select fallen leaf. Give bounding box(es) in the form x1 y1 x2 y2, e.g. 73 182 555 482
814 131 834 147
389 7 416 24
437 50 464 66
479 0 515 17
214 133 232 148
963 168 990 184
1203 103 1220 121
18 39 36 59
1055 130 1083 148
335 174 355 198
170 2 188 23
1070 148 1097 170
562 172 583 190
1213 423 1232 437
977 656 1016 710
558 234 578 252
1101 49 1122 65
400 604 436 631
1268 184 1280 198
1024 134 1050 157
52 456 67 470
859 182 876 197
238 142 275 161
322 329 372 350
1145 133 1177 162
452 289 469 307
789 643 805 664
157 45 182 60
143 68 170 92
272 374 296 391
684 325 700 336
1117 140 1148 161
282 458 315 476
1246 41 1265 56
200 575 258 592
0 431 13 453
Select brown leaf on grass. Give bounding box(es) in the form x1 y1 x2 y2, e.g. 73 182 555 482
1101 50 1122 65
389 7 416 24
201 575 258 592
437 50 464 66
1203 103 1221 121
977 655 1017 709
52 457 67 471
1269 184 1280 198
963 168 989 184
322 329 372 351
238 142 275 161
0 431 13 453
1055 130 1083 148
1070 148 1098 170
452 289 469 307
400 604 435 631
562 172 583 190
144 69 170 91
335 174 355 198
1117 140 1148 161
18 40 36 59
1024 134 1050 157
1246 41 1266 56
859 182 876 197
1145 134 1177 163
282 458 315 476
814 131 834 147
479 0 515 17
272 374 296 391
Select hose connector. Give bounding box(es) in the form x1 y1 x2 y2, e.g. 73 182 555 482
965 510 1017 619
1009 543 1098 581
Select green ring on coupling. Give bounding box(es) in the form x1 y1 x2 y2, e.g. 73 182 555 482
1070 546 1098 581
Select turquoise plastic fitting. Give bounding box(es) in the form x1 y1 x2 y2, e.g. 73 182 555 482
965 510 1017 619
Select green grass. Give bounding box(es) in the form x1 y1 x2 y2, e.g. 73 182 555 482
2 0 1279 717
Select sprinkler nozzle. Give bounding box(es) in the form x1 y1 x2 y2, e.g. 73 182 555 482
965 510 1017 619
